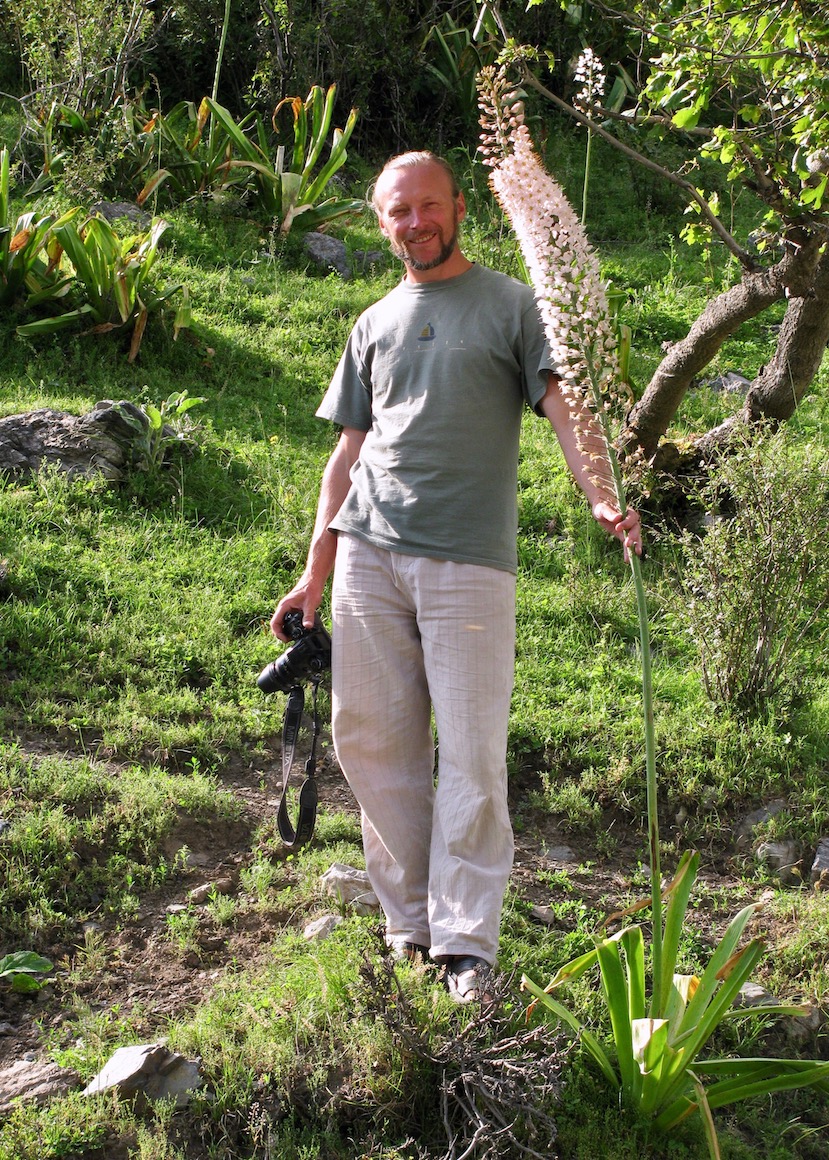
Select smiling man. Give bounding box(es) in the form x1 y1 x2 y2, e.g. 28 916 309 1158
271 151 640 1004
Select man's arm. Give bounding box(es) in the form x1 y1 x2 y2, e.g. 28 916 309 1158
270 426 367 640
539 374 642 561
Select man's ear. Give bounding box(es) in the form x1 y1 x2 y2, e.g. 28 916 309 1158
456 191 467 224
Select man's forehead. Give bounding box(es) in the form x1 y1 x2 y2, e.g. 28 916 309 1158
375 162 456 207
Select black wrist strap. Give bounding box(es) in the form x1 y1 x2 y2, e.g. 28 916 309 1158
277 678 321 849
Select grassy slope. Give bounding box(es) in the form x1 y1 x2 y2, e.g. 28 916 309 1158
1 149 829 1157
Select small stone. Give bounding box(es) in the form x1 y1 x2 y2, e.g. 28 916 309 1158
734 981 777 1008
735 801 788 849
785 1005 823 1047
542 844 578 863
189 876 234 905
321 863 371 903
755 839 803 886
810 837 829 887
303 915 343 941
351 890 381 915
82 1043 201 1106
0 1059 80 1113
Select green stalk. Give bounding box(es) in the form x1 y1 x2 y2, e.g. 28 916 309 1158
209 0 233 154
588 372 663 1014
629 547 662 1014
582 126 593 227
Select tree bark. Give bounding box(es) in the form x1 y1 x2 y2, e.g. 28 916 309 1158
692 244 829 457
622 231 823 459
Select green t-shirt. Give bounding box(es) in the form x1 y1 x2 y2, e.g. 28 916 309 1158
317 263 554 573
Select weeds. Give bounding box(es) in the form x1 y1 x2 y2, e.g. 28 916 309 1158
674 425 829 713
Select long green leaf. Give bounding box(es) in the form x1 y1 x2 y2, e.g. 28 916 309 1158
596 938 637 1094
522 974 620 1089
677 902 761 1034
657 850 699 1017
621 925 646 1025
297 198 365 232
658 939 766 1110
17 305 96 335
0 147 9 232
205 99 266 165
657 1059 829 1130
303 107 359 206
302 84 336 178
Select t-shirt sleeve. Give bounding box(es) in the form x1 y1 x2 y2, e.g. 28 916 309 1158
316 328 373 431
521 298 557 413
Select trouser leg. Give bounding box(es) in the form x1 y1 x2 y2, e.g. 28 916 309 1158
332 536 516 963
331 535 434 949
412 557 516 964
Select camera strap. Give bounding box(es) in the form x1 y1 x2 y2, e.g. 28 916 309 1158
277 676 322 849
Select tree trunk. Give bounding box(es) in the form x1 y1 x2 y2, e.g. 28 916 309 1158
692 244 829 457
622 231 823 459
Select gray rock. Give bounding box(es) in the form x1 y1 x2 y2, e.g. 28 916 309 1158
351 891 382 916
304 232 353 279
0 1058 80 1113
542 843 578 863
303 915 343 941
785 1005 824 1046
0 401 152 482
189 876 234 904
303 232 387 281
756 839 803 885
810 837 829 887
707 371 752 394
90 201 152 227
734 980 777 1008
82 1043 201 1105
735 800 788 849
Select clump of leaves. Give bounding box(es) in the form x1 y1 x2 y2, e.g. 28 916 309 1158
111 390 206 470
0 146 60 308
16 210 189 361
137 86 363 234
0 951 53 994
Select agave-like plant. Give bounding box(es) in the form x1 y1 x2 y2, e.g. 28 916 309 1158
478 64 829 1157
0 146 63 308
17 210 188 362
204 86 363 232
136 98 243 206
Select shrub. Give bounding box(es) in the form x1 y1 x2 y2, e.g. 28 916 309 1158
673 426 829 713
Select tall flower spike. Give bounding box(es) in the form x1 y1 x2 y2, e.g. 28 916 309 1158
480 67 665 1011
478 65 628 505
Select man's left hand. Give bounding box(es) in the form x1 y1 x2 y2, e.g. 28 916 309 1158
593 500 643 563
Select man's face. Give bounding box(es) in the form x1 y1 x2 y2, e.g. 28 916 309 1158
375 162 466 276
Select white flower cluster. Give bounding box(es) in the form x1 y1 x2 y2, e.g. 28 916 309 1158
478 67 622 495
573 47 607 112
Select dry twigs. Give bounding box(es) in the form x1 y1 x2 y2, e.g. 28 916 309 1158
359 955 568 1159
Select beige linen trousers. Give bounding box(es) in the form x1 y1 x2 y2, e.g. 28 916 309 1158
331 533 516 963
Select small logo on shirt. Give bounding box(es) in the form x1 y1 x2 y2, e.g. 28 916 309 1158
418 323 436 342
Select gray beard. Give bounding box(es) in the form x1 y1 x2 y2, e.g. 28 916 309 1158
391 229 458 272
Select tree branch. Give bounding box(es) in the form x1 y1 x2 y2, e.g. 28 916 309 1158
518 67 759 270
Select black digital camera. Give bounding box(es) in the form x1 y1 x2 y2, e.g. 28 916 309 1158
257 610 332 694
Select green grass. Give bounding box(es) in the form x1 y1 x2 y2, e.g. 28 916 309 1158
1 151 829 1159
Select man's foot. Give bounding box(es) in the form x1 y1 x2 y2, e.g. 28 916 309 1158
444 955 493 1004
389 940 431 964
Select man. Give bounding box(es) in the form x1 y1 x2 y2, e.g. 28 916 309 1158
271 151 641 1003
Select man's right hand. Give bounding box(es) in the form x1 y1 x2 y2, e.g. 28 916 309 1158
270 588 319 642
